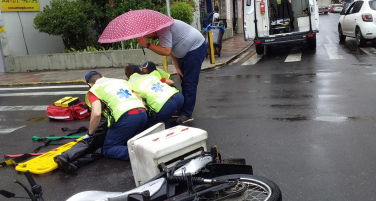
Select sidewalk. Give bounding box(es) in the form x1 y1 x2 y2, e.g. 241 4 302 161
0 34 252 86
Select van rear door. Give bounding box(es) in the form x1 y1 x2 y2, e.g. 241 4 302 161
309 0 319 32
244 0 256 40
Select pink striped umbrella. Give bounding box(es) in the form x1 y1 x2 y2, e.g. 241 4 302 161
98 9 174 43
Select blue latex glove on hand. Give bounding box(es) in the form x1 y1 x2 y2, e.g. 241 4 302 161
83 133 95 140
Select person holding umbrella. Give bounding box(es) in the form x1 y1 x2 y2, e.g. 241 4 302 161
137 19 207 124
98 10 206 124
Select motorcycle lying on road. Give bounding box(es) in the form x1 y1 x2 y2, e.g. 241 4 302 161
1 147 282 201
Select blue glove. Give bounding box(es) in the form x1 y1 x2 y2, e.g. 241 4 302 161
83 133 95 140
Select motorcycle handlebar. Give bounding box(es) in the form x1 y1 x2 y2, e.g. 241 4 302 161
24 171 37 187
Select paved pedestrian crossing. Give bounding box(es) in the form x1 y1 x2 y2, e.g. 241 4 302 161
240 45 376 66
0 85 88 135
285 46 303 62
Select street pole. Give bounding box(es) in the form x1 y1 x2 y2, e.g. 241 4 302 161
163 0 171 72
166 0 171 16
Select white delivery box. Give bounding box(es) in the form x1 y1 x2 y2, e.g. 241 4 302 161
127 123 208 186
297 16 310 32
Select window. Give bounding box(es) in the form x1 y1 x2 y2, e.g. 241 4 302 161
351 1 364 13
246 0 252 6
347 3 355 13
369 0 376 10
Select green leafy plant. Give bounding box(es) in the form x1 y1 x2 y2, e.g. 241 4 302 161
34 0 195 52
173 0 197 12
64 46 107 53
161 2 193 24
33 0 102 50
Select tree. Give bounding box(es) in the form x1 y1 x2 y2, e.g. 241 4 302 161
33 0 101 50
161 2 194 25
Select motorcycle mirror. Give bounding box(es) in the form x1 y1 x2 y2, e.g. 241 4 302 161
0 189 16 198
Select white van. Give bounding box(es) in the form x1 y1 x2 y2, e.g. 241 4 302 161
243 0 320 54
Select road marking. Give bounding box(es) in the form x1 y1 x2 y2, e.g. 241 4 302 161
241 50 256 62
233 57 242 63
360 48 376 58
0 91 87 97
0 85 88 91
285 46 303 62
326 36 334 44
0 105 49 111
324 44 345 60
0 125 26 135
242 54 263 65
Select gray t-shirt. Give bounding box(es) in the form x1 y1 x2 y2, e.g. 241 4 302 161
157 20 205 58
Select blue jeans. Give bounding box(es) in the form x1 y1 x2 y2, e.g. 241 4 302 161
102 108 147 160
146 93 184 129
178 42 207 117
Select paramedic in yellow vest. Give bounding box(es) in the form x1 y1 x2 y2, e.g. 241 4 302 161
125 64 184 129
84 70 147 160
142 61 171 80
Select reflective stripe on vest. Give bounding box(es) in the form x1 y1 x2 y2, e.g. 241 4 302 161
89 77 145 122
129 73 178 113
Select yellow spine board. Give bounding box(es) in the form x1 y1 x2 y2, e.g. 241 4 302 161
54 97 72 107
15 137 83 174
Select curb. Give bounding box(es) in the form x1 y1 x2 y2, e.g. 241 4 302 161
0 80 86 86
0 43 254 86
199 42 254 72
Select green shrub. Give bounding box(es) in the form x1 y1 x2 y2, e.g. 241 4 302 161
33 0 101 50
161 2 193 25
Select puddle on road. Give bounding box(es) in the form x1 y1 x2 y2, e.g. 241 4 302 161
314 116 348 122
273 116 310 121
270 104 310 109
352 64 374 66
314 116 376 122
204 73 317 81
29 117 50 122
273 116 376 123
348 116 376 121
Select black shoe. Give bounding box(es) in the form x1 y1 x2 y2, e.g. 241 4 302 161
175 115 194 125
54 155 78 174
171 110 181 118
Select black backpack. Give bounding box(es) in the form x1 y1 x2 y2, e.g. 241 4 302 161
203 12 214 28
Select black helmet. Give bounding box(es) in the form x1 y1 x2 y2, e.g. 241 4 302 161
143 61 157 73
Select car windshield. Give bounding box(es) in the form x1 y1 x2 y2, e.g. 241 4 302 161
369 0 376 10
335 5 343 7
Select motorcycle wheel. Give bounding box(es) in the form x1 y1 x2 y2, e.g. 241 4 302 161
200 174 282 201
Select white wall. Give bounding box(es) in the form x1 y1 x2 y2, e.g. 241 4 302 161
0 0 64 56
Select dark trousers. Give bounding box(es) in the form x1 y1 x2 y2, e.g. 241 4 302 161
102 109 147 160
178 42 207 117
146 93 184 129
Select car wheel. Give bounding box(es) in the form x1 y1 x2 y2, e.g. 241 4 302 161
256 44 264 55
325 12 328 14
356 27 366 47
308 35 316 49
338 25 346 42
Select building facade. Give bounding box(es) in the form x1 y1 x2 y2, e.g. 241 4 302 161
0 0 243 72
200 0 244 33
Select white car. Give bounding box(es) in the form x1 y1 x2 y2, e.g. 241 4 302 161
338 0 376 46
332 4 344 12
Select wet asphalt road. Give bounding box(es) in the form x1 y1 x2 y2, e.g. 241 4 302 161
1 13 376 201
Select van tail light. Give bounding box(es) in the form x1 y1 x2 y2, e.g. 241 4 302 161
362 14 373 22
308 34 315 38
255 40 261 44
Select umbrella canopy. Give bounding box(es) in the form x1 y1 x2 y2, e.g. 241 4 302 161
98 9 174 43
